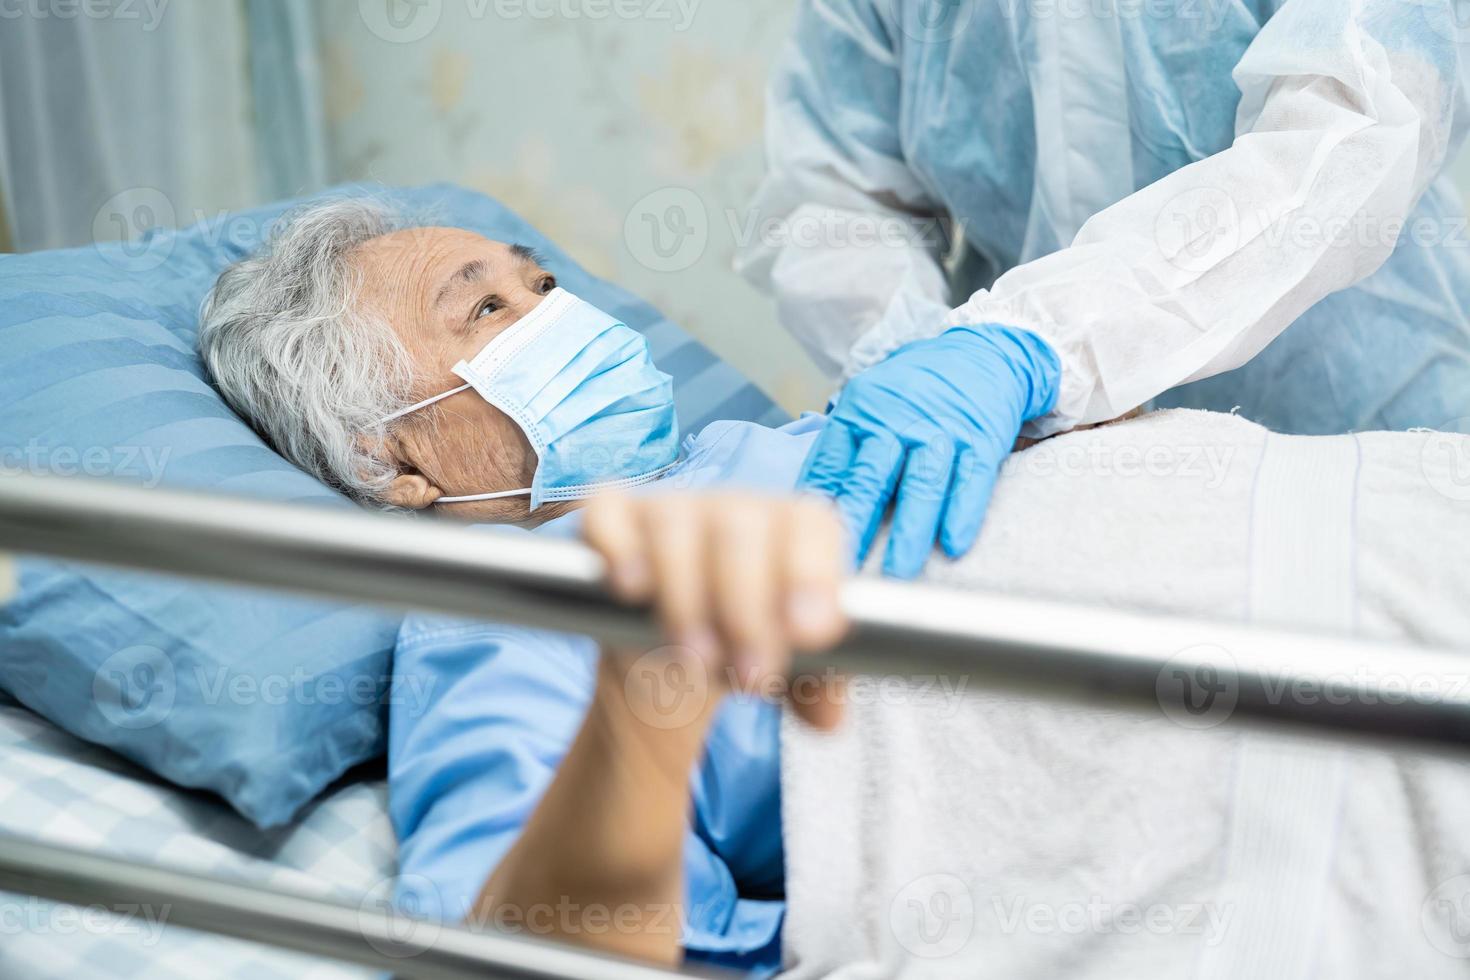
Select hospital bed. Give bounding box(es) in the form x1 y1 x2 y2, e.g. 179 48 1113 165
1 471 1469 978
3 182 1467 977
0 181 787 978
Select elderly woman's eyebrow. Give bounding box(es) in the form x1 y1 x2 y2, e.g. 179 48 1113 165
508 243 546 268
434 259 488 308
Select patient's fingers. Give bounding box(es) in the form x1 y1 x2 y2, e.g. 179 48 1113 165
783 497 848 651
590 491 851 731
584 493 652 602
782 497 848 731
642 495 715 661
709 497 782 692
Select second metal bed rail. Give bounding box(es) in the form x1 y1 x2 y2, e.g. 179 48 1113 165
0 834 700 980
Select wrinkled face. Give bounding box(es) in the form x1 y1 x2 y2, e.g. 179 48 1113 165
352 226 572 524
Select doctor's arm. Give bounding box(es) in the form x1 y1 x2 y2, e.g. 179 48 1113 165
734 0 952 378
805 0 1467 576
942 0 1469 438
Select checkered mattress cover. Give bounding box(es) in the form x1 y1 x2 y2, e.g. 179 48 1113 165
0 690 397 979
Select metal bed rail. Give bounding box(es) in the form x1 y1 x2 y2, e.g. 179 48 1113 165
0 834 700 980
2 472 1470 975
2 472 1469 748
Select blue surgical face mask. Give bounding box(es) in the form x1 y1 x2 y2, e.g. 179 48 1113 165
378 288 679 509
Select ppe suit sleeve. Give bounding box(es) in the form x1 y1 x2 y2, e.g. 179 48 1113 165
734 0 952 380
939 1 1464 436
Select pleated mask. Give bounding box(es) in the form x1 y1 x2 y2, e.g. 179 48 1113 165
379 287 679 509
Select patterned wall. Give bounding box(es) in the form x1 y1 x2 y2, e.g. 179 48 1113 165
316 0 827 412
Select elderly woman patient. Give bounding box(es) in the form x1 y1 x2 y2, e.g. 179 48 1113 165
199 200 1470 978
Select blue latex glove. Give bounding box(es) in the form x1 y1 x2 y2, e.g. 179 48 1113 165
799 324 1061 578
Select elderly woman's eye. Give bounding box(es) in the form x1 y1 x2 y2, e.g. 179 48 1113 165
537 276 556 295
476 298 502 319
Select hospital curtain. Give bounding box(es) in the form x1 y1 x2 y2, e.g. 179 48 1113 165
245 0 329 201
0 0 327 253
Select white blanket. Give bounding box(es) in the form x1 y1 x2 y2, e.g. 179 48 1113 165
780 410 1470 979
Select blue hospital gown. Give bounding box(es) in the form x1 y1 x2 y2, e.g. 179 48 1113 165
390 417 825 976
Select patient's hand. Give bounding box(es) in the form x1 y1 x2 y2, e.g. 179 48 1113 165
478 492 847 966
584 491 849 729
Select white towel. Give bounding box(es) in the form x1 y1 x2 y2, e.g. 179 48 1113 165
780 409 1470 979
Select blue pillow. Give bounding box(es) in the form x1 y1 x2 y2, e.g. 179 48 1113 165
0 183 785 827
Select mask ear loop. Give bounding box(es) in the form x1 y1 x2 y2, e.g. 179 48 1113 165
375 383 472 426
434 486 532 504
374 383 533 505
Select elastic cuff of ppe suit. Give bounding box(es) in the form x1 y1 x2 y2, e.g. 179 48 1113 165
840 285 956 384
941 323 1063 422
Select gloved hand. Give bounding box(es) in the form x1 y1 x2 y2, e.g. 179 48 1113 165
799 324 1061 578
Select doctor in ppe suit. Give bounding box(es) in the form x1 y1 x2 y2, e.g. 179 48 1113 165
737 0 1470 578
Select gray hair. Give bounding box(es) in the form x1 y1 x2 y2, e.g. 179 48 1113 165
198 198 415 505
